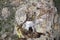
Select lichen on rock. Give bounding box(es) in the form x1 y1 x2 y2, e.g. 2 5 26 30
0 0 59 40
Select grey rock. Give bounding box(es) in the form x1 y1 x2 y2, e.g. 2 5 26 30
15 6 27 25
0 0 59 40
1 33 7 39
2 7 10 19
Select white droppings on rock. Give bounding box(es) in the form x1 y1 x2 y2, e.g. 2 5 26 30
22 21 35 32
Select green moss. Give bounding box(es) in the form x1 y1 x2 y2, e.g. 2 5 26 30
0 27 2 32
53 0 60 13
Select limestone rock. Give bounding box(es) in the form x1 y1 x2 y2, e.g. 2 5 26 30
15 6 27 25
1 33 7 39
14 0 58 39
0 0 59 40
54 14 58 23
2 7 10 19
10 0 20 7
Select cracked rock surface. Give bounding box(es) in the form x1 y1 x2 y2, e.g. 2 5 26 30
0 0 60 40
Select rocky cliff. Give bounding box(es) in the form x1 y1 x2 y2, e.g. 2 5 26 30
0 0 60 40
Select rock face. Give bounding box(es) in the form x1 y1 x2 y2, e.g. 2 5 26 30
15 6 27 25
0 0 60 40
2 7 10 20
15 0 58 40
